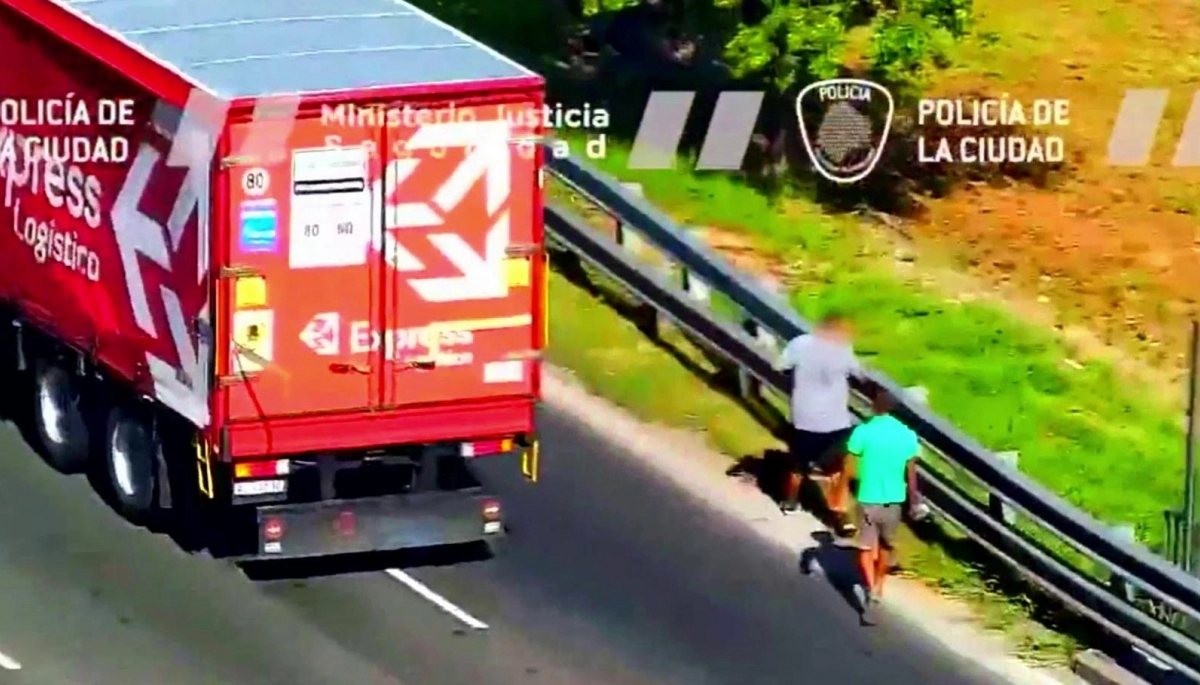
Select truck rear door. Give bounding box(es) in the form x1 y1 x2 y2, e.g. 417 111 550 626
221 115 383 421
376 98 541 408
219 95 541 425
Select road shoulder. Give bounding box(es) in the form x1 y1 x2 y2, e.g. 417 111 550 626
542 366 1084 685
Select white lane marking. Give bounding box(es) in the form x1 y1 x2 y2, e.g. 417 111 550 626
384 568 489 630
0 649 21 670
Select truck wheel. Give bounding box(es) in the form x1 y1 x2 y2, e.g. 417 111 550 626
104 404 157 522
31 362 90 473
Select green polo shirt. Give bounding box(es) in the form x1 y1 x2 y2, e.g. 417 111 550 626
848 414 919 505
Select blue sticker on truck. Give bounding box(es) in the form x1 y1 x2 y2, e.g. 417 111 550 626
239 199 279 253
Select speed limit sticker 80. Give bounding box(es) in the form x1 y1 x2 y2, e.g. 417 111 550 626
242 167 270 197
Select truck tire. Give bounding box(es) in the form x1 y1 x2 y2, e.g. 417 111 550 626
31 361 90 473
104 404 157 522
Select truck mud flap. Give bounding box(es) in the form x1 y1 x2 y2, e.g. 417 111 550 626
250 490 502 560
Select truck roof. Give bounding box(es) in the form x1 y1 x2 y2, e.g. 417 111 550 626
60 0 538 98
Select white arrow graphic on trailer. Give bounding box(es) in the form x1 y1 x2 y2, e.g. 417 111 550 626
112 149 171 339
412 211 510 302
388 157 444 229
111 140 209 426
164 92 228 283
391 120 513 302
371 160 428 273
419 123 511 218
299 312 341 355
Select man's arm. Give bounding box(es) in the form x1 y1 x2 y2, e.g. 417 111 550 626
845 424 865 457
775 337 801 371
844 348 864 381
905 458 920 504
904 429 927 519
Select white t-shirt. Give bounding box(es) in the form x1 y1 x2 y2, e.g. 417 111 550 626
775 333 859 433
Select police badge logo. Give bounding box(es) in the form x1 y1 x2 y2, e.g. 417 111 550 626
795 78 894 184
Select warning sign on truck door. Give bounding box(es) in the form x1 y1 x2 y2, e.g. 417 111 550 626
288 147 372 269
232 310 275 373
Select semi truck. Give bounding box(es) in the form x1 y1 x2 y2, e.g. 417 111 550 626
0 0 546 559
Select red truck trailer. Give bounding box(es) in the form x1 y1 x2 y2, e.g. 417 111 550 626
0 0 546 559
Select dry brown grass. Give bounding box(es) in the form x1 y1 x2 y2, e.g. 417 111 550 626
909 0 1200 389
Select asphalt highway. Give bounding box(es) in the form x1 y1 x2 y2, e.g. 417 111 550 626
0 404 1006 685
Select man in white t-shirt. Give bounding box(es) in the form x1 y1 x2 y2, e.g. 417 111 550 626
774 313 860 531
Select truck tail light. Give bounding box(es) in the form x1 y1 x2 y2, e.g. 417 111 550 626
336 511 356 537
461 438 512 458
481 500 502 534
234 459 290 478
263 517 285 541
481 500 501 521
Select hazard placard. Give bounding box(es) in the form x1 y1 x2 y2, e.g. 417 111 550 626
232 310 275 373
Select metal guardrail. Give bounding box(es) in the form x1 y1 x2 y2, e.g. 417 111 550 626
540 143 1200 680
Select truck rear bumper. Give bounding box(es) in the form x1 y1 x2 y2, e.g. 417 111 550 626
248 489 503 560
224 397 536 458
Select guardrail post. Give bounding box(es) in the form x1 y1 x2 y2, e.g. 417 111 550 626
988 451 1020 526
1109 524 1138 603
614 183 649 257
738 319 763 399
1165 509 1186 568
679 268 711 304
739 277 781 400
615 221 651 256
613 182 659 339
905 385 929 405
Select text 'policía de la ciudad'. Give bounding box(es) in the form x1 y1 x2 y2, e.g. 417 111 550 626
0 95 136 165
917 95 1069 164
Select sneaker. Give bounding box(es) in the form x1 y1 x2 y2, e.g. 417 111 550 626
860 600 876 626
801 548 826 576
800 549 815 575
833 515 857 538
853 584 878 624
852 583 869 609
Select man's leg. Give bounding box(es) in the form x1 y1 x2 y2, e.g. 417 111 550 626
781 429 809 512
857 507 880 592
782 470 802 512
856 545 878 595
856 510 881 624
819 430 856 533
828 455 855 514
872 504 902 599
826 453 847 512
872 546 889 599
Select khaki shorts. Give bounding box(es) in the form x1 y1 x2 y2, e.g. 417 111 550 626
857 504 902 550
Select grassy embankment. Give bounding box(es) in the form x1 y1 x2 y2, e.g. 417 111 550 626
409 0 1188 663
542 143 1109 661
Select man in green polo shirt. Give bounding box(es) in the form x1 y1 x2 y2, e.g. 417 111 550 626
846 383 921 625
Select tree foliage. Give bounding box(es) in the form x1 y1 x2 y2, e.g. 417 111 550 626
580 0 642 13
580 0 973 95
722 2 846 89
867 0 971 93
